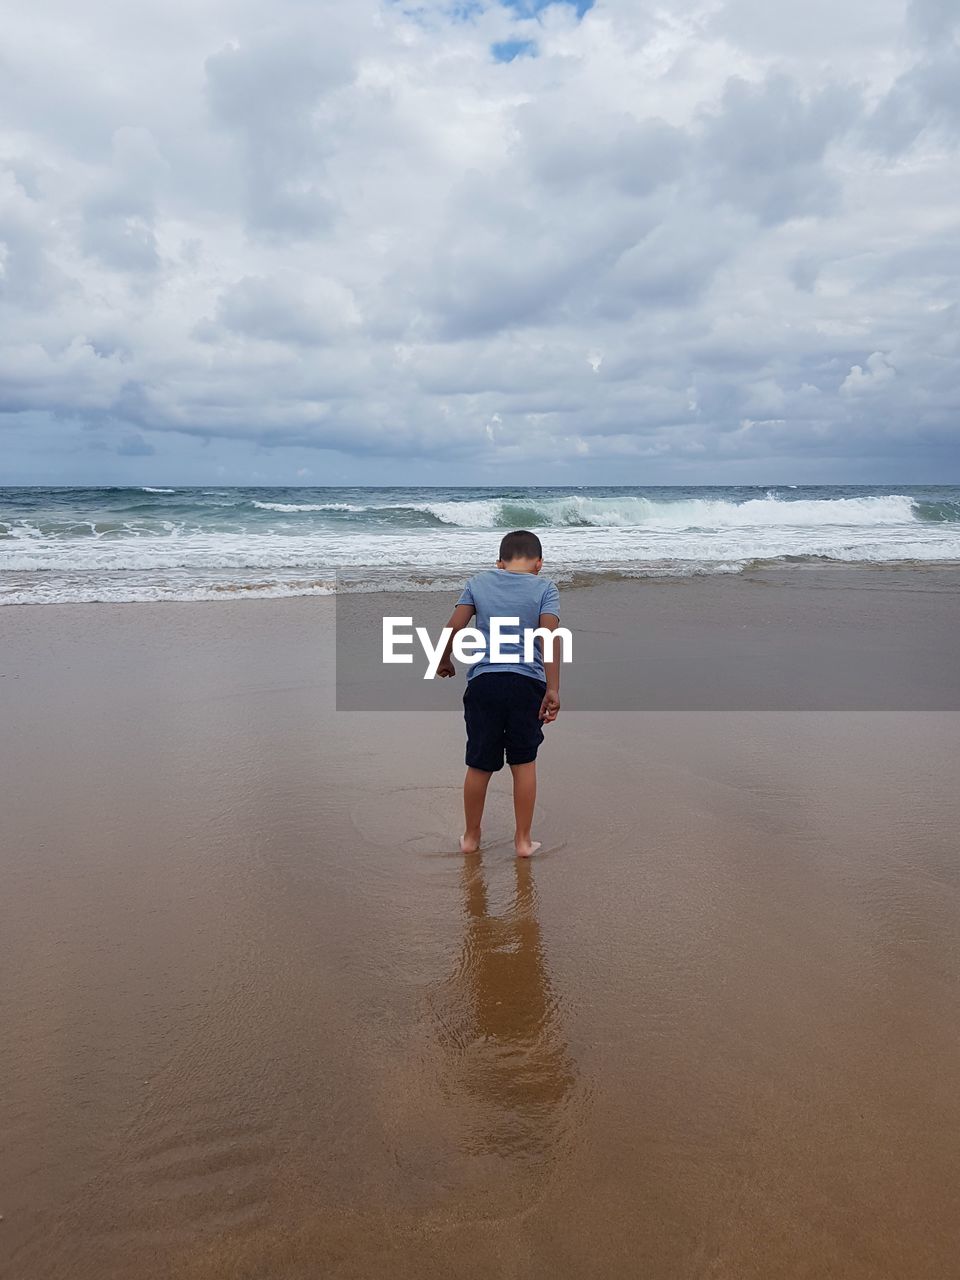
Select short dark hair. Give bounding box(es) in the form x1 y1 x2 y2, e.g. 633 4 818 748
499 529 542 562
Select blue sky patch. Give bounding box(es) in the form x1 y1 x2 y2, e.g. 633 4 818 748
500 0 595 16
492 37 538 61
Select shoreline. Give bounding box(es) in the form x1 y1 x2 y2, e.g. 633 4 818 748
4 554 960 608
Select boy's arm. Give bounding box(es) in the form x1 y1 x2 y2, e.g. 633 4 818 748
436 603 475 678
538 611 561 722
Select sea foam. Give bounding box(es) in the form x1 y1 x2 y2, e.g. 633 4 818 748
2 486 958 604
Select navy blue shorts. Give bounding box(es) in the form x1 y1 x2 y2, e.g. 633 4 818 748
463 672 546 773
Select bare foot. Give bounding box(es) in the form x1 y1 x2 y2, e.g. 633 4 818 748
460 830 481 854
515 840 541 858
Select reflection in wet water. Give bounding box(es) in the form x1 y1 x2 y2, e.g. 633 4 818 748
432 859 577 1163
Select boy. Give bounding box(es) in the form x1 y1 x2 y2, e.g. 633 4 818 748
436 530 561 858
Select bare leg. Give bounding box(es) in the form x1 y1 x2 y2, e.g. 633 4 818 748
510 762 541 857
461 767 492 853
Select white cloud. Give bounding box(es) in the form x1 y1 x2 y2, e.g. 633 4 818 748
0 0 958 480
841 351 897 395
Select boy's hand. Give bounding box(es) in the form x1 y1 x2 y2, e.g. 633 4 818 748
539 690 560 723
435 603 474 680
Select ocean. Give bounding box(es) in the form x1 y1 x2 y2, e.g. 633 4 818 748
2 484 959 605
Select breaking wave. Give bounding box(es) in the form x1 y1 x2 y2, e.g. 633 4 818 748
3 485 959 604
375 493 931 529
248 492 959 529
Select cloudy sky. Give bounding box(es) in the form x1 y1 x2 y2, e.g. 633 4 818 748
1 0 958 485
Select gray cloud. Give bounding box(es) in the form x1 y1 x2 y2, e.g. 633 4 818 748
116 431 156 456
865 54 960 153
210 273 360 344
205 35 344 235
517 103 689 195
907 0 959 42
0 0 958 482
697 74 861 224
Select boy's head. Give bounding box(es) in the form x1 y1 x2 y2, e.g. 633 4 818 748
497 529 543 574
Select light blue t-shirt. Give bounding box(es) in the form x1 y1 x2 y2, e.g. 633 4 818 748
457 569 561 683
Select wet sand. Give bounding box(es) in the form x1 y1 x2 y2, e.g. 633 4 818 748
2 573 960 1278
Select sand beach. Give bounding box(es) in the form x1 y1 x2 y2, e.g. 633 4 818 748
3 569 960 1277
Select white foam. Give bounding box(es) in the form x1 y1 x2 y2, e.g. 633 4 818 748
3 492 958 605
408 499 505 526
292 492 921 530
388 493 921 529
142 487 175 494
